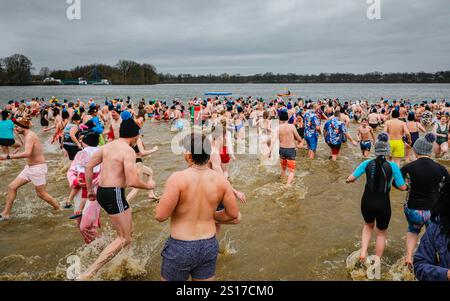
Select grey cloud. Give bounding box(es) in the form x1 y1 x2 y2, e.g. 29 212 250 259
0 0 449 74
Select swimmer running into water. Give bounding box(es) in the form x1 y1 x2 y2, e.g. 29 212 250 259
346 133 407 264
155 133 241 281
357 118 376 158
278 110 303 186
78 112 155 280
0 117 61 221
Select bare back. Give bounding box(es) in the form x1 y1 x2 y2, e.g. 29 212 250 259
385 119 408 140
99 140 136 188
279 123 301 148
161 168 232 240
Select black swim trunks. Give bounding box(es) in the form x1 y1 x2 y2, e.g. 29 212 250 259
161 236 219 281
279 147 297 161
97 187 130 215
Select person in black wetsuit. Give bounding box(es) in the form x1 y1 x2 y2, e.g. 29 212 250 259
346 133 408 263
401 133 450 267
40 106 50 129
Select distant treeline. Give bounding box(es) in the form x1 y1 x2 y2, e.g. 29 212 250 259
1 53 450 85
0 54 159 85
159 71 450 84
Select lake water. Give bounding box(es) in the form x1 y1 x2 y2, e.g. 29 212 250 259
1 83 450 104
0 84 449 281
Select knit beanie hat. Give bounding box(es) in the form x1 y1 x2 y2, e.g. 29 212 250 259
413 133 436 156
119 111 140 138
375 133 390 156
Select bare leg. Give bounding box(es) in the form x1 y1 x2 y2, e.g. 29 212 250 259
1 146 9 155
78 209 133 280
67 188 79 204
360 223 374 262
393 157 401 167
221 163 230 179
286 170 295 187
126 188 139 203
308 150 315 160
405 232 419 266
440 142 448 157
280 161 286 179
141 165 158 199
1 177 30 218
433 143 441 158
374 229 387 259
35 185 61 211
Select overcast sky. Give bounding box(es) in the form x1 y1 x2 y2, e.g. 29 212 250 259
1 0 449 75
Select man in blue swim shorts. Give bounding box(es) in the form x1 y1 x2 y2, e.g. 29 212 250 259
155 133 241 281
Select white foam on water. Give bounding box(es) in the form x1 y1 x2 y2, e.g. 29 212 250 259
386 257 416 281
219 230 237 256
54 224 170 281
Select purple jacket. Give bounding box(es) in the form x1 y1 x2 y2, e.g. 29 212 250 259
414 222 450 281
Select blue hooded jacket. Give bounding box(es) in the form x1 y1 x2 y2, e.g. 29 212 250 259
414 222 450 281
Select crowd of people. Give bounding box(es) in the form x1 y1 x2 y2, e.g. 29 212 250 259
0 94 449 281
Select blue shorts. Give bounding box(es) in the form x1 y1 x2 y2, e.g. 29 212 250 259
175 120 184 131
360 140 372 152
161 236 219 281
404 204 431 234
304 136 318 151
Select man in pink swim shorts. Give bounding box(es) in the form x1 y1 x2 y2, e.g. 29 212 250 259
0 117 60 221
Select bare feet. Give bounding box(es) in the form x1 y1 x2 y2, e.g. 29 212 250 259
0 214 10 222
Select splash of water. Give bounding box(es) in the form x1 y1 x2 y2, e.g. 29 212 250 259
387 257 416 281
219 231 237 256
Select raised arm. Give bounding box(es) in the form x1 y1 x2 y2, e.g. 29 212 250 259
124 150 155 190
86 148 103 201
292 125 302 142
155 173 180 222
214 179 240 224
7 135 34 159
136 138 158 157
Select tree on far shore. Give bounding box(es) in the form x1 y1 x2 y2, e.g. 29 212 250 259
0 54 33 85
39 67 51 78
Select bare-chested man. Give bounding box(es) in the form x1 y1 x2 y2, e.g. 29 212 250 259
357 118 376 158
368 108 382 130
155 133 241 281
384 109 411 166
78 111 155 280
0 117 60 221
278 110 303 186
